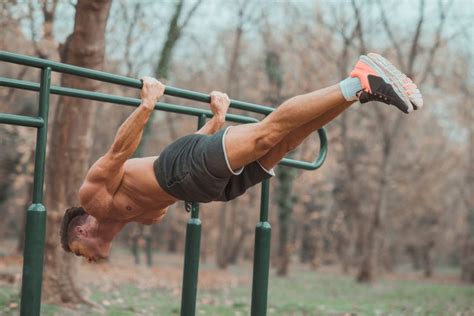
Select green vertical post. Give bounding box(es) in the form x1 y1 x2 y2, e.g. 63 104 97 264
180 114 206 316
20 67 51 316
251 178 272 316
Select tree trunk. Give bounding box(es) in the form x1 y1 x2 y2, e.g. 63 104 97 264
337 111 363 273
357 145 391 283
299 201 322 268
460 117 474 283
43 0 112 304
227 224 248 264
461 235 474 283
356 221 376 283
216 203 230 269
215 11 248 268
276 165 296 276
406 245 422 270
262 46 294 276
166 209 181 253
154 0 183 80
226 21 243 96
461 208 474 283
215 201 240 268
421 241 434 278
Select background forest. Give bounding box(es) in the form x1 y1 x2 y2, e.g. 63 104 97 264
0 0 473 315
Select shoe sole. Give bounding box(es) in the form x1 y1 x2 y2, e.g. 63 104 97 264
366 53 423 109
359 55 414 113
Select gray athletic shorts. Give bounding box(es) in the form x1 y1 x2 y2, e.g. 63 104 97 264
154 127 275 203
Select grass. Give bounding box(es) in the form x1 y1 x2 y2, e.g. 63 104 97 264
1 263 473 316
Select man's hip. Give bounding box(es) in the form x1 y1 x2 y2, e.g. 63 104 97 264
154 127 274 203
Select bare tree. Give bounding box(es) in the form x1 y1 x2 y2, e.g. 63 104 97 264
43 0 112 304
356 0 452 283
136 0 203 157
215 0 261 270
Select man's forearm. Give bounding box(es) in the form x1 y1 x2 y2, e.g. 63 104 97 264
109 103 154 159
195 116 225 135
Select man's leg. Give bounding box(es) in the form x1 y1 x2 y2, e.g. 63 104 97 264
224 53 420 172
258 100 353 170
225 84 347 170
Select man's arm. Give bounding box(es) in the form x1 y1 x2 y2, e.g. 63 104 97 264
82 77 165 193
196 91 230 135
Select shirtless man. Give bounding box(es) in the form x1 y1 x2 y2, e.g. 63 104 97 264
60 53 422 262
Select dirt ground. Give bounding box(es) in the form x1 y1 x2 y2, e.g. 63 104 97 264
0 243 465 297
0 239 471 315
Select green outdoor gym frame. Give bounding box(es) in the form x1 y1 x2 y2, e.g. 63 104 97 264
0 50 328 316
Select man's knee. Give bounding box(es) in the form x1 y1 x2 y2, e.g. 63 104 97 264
282 138 300 153
254 124 283 153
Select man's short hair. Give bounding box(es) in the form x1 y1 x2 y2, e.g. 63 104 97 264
60 206 87 252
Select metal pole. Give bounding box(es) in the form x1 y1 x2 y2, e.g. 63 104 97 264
0 50 274 115
0 77 328 170
251 179 272 316
180 114 206 316
20 67 51 316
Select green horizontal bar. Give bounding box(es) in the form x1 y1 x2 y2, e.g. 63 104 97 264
0 77 258 124
279 128 328 170
0 112 44 128
0 76 328 170
0 50 273 115
0 51 329 171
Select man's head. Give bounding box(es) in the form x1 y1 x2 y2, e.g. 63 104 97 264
60 207 110 262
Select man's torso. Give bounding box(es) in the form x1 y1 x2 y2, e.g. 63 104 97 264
84 156 177 224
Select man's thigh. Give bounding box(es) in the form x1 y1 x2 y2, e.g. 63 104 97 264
217 161 275 201
223 122 274 171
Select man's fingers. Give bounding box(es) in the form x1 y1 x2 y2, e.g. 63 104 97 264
209 91 230 103
140 76 160 87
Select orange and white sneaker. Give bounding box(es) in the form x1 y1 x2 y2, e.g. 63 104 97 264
350 53 423 113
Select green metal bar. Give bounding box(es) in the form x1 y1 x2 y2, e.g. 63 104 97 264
258 179 270 223
0 77 328 170
180 115 206 316
251 179 272 316
280 128 328 170
0 112 44 128
20 67 51 316
0 51 273 114
180 203 202 316
0 52 329 169
0 77 258 125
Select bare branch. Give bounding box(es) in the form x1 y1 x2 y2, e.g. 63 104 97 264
407 0 426 75
418 0 452 83
179 0 203 31
377 0 406 69
351 0 366 54
122 1 143 77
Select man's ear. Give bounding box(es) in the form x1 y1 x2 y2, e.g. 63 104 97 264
74 226 88 237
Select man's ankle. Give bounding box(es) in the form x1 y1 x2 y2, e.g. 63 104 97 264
339 76 362 101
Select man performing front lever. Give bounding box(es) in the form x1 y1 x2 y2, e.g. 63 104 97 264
60 53 422 262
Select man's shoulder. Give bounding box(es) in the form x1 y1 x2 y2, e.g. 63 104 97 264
79 180 112 209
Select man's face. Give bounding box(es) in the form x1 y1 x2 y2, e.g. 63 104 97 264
69 235 109 263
